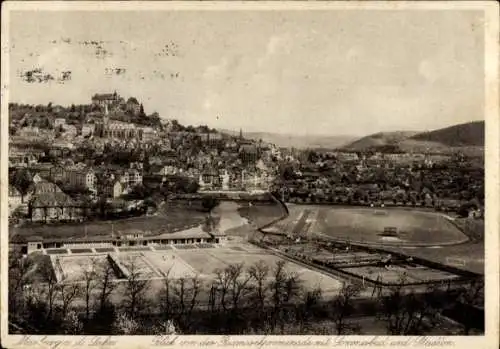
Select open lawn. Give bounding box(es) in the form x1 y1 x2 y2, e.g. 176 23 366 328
10 207 206 240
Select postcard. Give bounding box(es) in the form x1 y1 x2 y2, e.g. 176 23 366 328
1 1 498 349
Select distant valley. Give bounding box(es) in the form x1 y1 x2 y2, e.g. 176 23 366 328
218 129 357 150
220 120 484 156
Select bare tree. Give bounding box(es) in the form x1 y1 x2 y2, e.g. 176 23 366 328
248 260 270 314
172 277 187 317
186 276 202 321
62 310 83 334
214 267 233 312
159 267 174 321
298 286 322 327
41 263 59 322
452 279 484 334
123 256 150 318
228 263 252 312
377 277 439 335
81 257 98 321
114 312 139 335
329 283 362 334
269 260 302 333
95 261 117 313
8 249 35 313
270 260 287 313
57 282 81 320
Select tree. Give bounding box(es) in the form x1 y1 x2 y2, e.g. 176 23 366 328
202 214 220 234
123 256 150 318
377 278 439 335
62 310 83 334
8 249 35 324
213 267 233 313
57 282 81 320
81 257 98 322
201 196 219 212
270 260 302 333
451 279 484 334
171 275 201 331
95 262 117 313
296 286 323 331
40 263 59 323
139 103 146 118
11 168 33 201
159 267 174 322
329 283 362 334
114 313 139 335
248 261 270 317
227 263 252 313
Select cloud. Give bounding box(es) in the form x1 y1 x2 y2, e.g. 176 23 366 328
203 57 228 80
346 46 363 62
257 34 292 68
418 60 438 83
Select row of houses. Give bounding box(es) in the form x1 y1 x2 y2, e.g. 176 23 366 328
27 162 143 195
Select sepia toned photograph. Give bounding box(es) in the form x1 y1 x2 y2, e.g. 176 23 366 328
1 1 498 347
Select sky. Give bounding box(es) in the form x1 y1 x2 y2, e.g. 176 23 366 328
8 9 485 136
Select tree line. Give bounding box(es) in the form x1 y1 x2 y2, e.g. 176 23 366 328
8 248 483 335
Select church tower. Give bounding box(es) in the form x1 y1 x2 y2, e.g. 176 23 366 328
239 128 243 140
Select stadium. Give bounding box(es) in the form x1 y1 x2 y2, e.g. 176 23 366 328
261 204 470 247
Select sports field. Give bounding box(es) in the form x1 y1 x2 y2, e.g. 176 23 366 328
173 244 343 293
342 264 460 285
114 253 160 279
54 255 110 282
275 205 469 247
46 242 345 294
143 251 197 278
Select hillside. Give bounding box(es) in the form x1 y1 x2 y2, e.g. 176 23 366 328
343 121 484 155
219 129 356 149
343 131 419 151
410 121 484 147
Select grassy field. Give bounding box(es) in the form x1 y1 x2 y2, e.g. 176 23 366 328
10 206 206 240
296 206 469 246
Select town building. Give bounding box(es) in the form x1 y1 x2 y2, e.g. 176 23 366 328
118 168 143 187
28 191 83 223
18 127 40 138
81 124 96 137
54 118 66 128
126 97 141 115
103 180 125 198
19 225 227 254
62 168 97 192
91 92 122 108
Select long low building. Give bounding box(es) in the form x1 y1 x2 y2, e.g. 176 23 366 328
12 226 227 254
